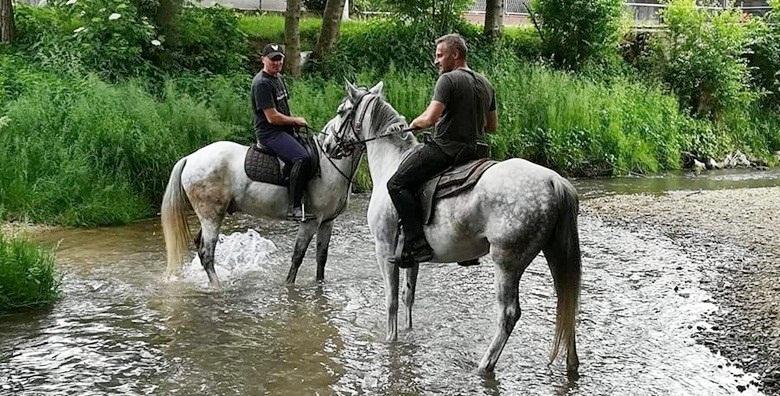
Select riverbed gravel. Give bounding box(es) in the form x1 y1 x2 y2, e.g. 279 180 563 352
583 186 780 394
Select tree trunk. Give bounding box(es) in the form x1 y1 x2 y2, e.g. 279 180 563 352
0 0 14 45
484 0 503 40
284 0 302 77
311 0 346 62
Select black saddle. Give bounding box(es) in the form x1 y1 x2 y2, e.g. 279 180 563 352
244 134 321 186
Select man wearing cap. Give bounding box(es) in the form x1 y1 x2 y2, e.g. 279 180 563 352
387 33 498 265
252 43 315 222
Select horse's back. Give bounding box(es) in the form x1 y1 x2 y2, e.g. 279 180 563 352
180 141 249 190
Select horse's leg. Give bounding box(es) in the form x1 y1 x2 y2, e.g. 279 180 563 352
477 247 536 375
402 263 419 330
378 254 400 341
198 219 222 288
314 220 334 282
285 220 318 284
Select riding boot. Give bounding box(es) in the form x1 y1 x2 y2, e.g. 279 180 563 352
287 160 315 222
388 187 433 266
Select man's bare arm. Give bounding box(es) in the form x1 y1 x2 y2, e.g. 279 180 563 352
485 110 498 133
263 107 308 127
409 100 445 130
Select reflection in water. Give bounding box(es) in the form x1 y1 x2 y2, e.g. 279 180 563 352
2 170 777 394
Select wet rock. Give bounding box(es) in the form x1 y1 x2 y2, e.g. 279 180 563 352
705 158 721 170
737 384 747 392
693 159 706 172
722 151 751 168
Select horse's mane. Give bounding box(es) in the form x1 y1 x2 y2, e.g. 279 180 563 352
368 94 417 150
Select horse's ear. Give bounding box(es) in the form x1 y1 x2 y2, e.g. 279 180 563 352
368 81 384 96
345 81 360 100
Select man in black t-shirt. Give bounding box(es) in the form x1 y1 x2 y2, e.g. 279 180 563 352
387 33 498 265
251 43 314 222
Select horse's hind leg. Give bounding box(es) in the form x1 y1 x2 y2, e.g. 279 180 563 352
315 220 334 282
198 219 222 288
477 247 537 375
402 264 419 330
286 220 318 284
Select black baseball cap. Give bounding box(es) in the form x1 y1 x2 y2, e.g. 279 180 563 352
262 43 285 60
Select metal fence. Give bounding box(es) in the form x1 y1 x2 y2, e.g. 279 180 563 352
468 0 772 24
470 0 529 14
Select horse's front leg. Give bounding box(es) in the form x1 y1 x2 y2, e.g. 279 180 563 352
402 264 419 330
376 250 400 341
314 220 334 282
285 220 318 284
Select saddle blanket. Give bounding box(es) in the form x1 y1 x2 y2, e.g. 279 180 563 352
419 158 498 224
244 136 321 186
244 144 286 186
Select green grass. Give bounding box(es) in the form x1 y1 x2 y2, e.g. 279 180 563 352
0 232 60 313
0 65 241 226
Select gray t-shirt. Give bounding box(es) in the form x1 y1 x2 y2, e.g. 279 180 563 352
432 68 496 157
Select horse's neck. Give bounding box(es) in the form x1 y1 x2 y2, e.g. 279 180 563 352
365 135 417 188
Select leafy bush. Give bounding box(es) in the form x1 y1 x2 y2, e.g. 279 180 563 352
747 0 780 111
167 6 248 74
650 0 756 119
533 0 624 70
0 233 60 312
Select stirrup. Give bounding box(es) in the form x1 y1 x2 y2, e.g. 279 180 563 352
287 207 316 222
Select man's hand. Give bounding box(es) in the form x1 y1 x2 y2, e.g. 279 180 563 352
293 117 308 127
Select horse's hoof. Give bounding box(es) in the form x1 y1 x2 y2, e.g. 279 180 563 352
477 367 495 379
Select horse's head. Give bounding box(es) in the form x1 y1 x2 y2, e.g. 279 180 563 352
322 81 388 159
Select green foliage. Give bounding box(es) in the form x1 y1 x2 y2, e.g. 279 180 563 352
485 60 684 175
239 14 323 49
650 0 756 119
379 0 475 32
502 25 543 61
534 0 624 70
746 0 780 111
0 70 240 226
166 6 248 74
0 233 60 312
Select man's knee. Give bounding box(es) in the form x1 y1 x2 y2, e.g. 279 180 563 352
387 173 406 196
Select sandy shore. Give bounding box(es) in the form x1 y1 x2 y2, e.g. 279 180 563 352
583 186 780 394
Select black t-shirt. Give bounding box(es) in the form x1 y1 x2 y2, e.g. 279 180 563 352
251 71 294 139
432 68 496 157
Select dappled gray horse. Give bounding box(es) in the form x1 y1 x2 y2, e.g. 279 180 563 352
322 82 582 375
161 135 363 287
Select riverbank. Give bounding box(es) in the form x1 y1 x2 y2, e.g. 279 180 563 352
584 186 780 394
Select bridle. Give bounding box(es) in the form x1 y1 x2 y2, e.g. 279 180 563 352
326 91 412 158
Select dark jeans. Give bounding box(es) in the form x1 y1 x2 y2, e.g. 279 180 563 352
387 143 454 242
258 131 310 165
259 131 312 209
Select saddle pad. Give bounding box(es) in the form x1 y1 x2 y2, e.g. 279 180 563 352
244 144 286 186
420 158 498 225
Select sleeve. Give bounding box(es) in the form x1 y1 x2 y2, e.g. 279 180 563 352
432 74 452 105
488 89 497 112
252 80 276 111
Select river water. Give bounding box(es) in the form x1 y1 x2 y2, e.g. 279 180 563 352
2 169 780 395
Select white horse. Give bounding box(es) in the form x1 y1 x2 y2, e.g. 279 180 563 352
322 82 582 376
161 134 363 287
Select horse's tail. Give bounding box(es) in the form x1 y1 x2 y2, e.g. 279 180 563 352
161 157 191 276
545 176 582 370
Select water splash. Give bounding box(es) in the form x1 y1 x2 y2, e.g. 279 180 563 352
179 229 277 286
